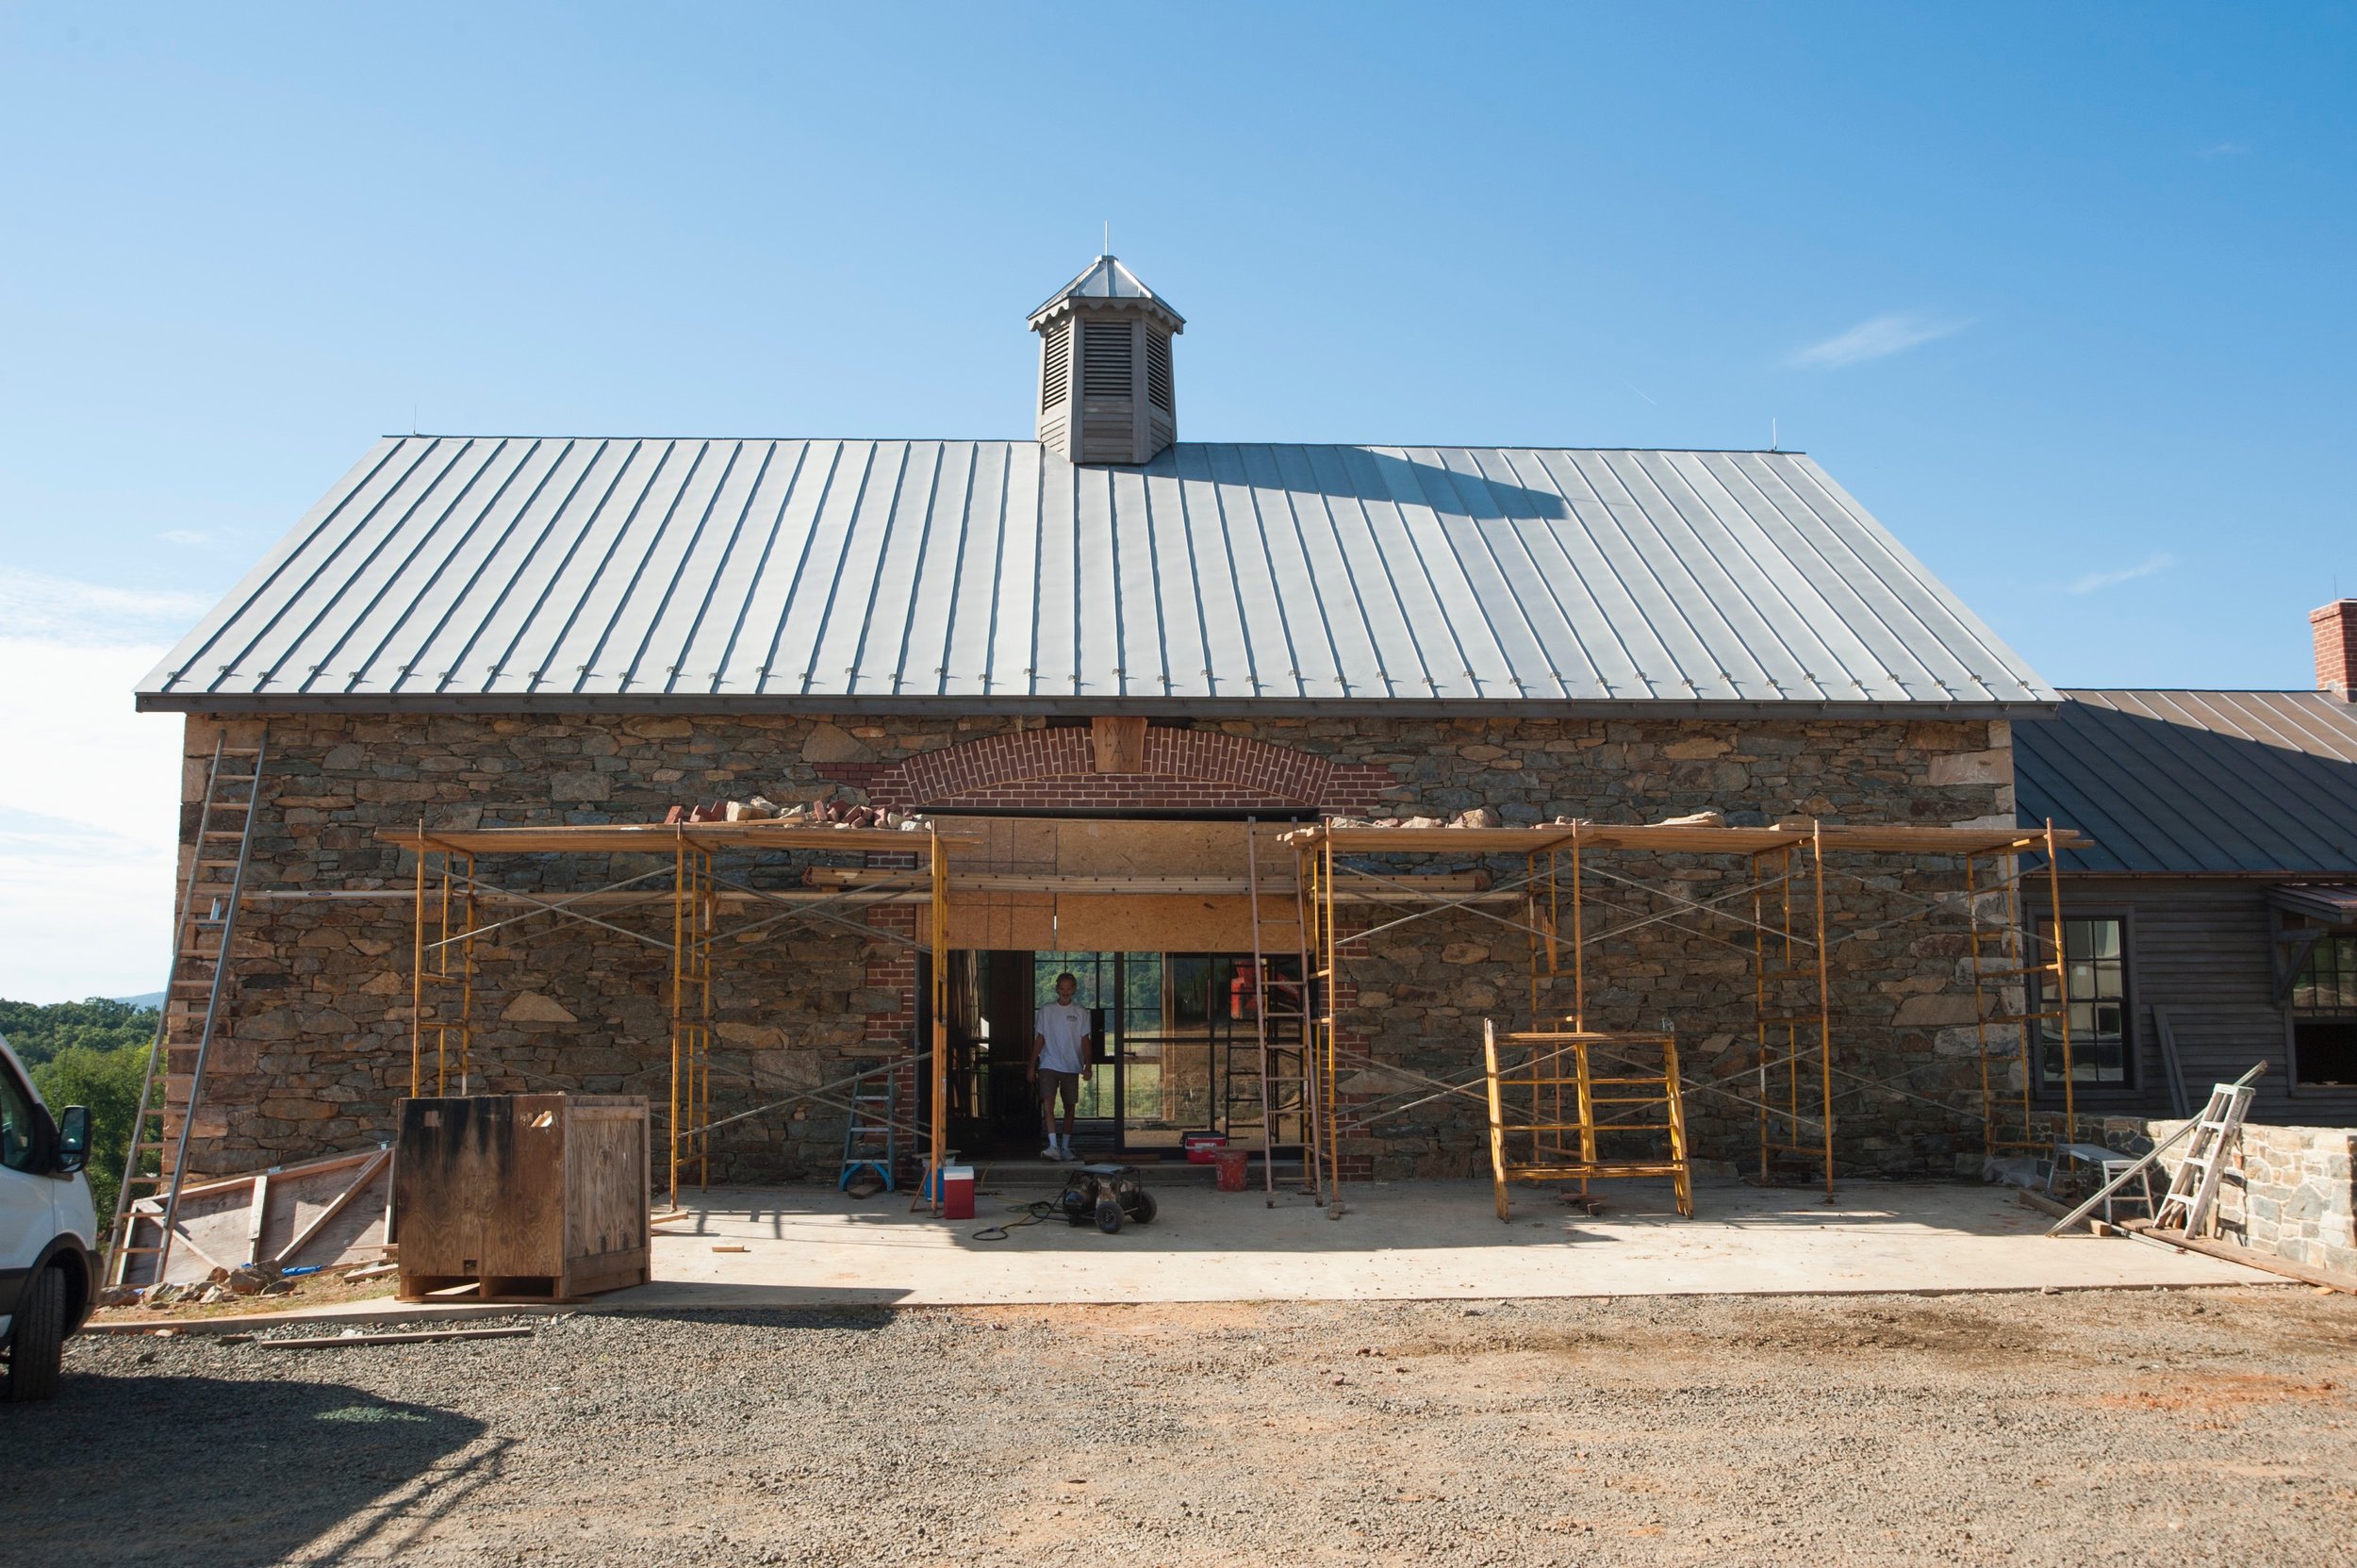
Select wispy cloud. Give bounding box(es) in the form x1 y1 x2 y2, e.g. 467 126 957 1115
1789 312 1971 371
2196 140 2251 160
0 569 211 646
156 528 211 547
2068 552 2175 596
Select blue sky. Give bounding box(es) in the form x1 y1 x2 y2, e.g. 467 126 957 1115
1 2 2352 999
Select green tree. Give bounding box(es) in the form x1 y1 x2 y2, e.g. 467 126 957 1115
0 997 158 1070
29 1043 152 1223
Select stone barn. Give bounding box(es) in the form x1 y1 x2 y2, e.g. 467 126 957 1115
135 255 2062 1200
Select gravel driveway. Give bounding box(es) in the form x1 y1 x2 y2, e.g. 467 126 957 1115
7 1286 2354 1565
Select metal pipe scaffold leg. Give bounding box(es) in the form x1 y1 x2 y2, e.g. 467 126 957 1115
930 827 949 1215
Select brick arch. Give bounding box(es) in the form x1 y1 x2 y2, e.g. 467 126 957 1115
820 727 1398 815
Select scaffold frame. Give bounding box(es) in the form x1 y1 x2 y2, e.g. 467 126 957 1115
384 820 968 1209
1289 818 2087 1215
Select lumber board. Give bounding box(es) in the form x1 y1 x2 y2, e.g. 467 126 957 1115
376 824 978 854
274 1149 392 1265
2126 1225 2357 1295
245 1171 271 1265
1297 823 2086 855
804 867 1488 895
144 1147 385 1201
255 1327 535 1350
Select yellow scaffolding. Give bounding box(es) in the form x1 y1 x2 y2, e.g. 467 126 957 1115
385 821 968 1209
409 834 476 1097
1484 1024 1692 1221
1292 818 2088 1216
1967 822 2077 1155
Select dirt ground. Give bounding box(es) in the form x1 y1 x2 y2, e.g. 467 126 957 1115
8 1286 2356 1566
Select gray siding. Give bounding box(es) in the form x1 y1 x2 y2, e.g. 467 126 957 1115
2065 875 2357 1126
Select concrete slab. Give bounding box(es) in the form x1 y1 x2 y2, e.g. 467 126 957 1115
605 1177 2279 1311
187 1177 2274 1329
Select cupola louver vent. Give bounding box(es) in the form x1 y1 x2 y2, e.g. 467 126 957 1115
1081 321 1133 398
1146 332 1173 411
1040 318 1070 411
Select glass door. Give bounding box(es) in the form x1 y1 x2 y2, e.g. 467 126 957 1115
1031 951 1223 1154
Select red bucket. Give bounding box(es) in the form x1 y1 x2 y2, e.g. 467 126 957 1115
1211 1147 1250 1192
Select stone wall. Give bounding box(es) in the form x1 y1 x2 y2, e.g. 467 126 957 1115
2078 1114 2357 1276
172 708 2017 1184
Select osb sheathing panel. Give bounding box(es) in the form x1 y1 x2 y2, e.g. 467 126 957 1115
935 817 1298 950
947 892 1056 950
1050 894 1290 952
944 892 1289 951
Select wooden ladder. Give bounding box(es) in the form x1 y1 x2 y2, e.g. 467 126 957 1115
107 729 269 1286
2152 1079 2258 1239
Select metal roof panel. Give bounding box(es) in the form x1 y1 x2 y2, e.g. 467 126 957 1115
143 438 2057 716
2017 690 2357 874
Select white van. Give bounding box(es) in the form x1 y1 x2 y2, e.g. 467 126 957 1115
1 1033 97 1401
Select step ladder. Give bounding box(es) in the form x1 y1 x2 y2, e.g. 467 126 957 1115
2151 1079 2258 1239
1229 821 1314 1194
837 1062 897 1192
107 729 268 1286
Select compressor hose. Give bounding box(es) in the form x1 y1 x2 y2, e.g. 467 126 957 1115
971 1199 1061 1242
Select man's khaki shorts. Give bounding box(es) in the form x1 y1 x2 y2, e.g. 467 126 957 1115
1036 1068 1080 1114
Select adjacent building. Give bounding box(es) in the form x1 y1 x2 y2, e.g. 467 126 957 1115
2015 601 2357 1126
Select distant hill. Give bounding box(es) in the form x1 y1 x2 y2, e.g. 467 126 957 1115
113 991 165 1008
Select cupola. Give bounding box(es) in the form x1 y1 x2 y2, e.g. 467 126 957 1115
1029 255 1183 466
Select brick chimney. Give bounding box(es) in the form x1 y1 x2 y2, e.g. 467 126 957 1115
2313 599 2357 700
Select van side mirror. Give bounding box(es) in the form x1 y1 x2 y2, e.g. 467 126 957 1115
53 1105 91 1175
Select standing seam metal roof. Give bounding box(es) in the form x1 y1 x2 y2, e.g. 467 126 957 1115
139 437 2055 715
2015 690 2357 874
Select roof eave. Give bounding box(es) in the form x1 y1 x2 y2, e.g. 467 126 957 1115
136 690 2058 722
1025 294 1185 334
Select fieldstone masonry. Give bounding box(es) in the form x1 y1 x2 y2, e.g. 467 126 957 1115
173 709 2019 1185
2079 1114 2357 1276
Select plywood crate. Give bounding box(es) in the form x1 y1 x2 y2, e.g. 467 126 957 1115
393 1094 650 1302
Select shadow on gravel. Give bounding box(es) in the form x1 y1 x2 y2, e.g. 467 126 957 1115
0 1371 490 1567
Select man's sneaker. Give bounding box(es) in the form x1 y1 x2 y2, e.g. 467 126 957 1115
1041 1144 1063 1161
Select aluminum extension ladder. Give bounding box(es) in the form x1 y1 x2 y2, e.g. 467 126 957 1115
107 728 268 1286
2151 1078 2259 1239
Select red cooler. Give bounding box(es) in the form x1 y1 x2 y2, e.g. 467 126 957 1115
941 1164 976 1220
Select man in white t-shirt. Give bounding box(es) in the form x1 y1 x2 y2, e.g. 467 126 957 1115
1030 971 1094 1161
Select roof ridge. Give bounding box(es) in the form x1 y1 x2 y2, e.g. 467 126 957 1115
374 435 1810 455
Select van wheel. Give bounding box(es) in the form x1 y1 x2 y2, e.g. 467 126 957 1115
5 1267 66 1402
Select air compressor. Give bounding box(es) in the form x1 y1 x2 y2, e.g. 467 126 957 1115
1057 1163 1159 1233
